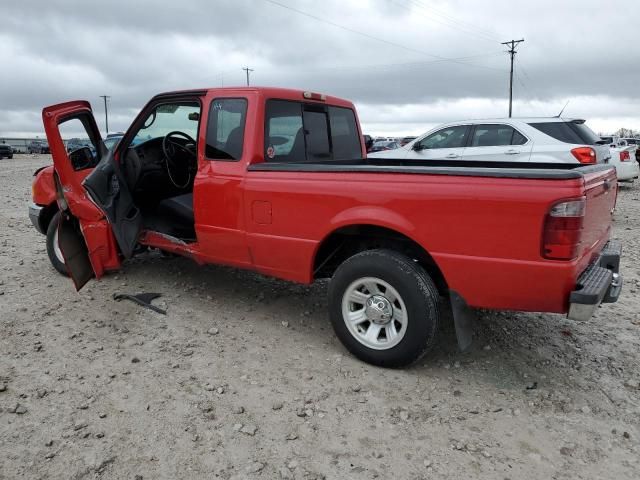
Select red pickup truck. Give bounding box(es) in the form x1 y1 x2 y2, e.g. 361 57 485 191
29 87 623 367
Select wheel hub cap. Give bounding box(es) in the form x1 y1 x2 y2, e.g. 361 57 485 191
341 277 408 351
365 295 393 325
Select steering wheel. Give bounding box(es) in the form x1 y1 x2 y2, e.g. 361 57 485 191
162 131 197 189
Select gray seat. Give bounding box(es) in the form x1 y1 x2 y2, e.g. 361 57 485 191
156 193 194 224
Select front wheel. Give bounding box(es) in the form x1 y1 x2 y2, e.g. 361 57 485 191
328 249 440 367
46 211 69 276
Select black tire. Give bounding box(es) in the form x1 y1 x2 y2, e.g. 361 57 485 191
328 249 440 368
46 211 69 276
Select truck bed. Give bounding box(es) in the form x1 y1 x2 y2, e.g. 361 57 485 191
244 159 617 313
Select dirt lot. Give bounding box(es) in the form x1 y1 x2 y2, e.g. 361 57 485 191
1 154 639 480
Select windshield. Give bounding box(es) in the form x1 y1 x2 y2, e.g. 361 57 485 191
133 102 200 144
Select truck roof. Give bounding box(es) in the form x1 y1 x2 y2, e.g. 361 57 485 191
152 86 356 109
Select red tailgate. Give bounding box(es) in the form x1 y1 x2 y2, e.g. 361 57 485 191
580 167 617 260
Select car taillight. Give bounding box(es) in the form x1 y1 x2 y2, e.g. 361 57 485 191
542 197 585 260
619 150 630 162
571 147 596 164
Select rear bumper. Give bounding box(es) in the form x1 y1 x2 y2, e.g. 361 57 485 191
29 203 46 234
568 240 622 321
615 161 640 181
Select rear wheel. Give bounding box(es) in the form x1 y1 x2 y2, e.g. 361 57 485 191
46 211 68 276
328 249 440 367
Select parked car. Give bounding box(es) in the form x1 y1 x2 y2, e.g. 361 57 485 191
399 136 417 146
369 118 610 164
27 140 50 154
621 137 640 162
0 143 13 159
30 87 622 367
103 133 124 151
66 138 91 152
600 135 626 148
369 140 400 152
363 134 374 153
609 142 639 183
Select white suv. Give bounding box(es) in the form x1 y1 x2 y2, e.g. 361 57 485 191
368 118 611 164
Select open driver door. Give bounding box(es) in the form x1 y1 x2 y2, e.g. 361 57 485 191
43 101 138 290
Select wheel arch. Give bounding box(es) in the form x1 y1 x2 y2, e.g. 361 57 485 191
36 202 59 234
312 222 447 294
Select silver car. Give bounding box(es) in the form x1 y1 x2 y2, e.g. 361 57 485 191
369 117 610 164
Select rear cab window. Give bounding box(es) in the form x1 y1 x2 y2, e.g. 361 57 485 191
264 100 361 162
529 121 601 145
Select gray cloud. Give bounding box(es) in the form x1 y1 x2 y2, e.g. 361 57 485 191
1 0 639 136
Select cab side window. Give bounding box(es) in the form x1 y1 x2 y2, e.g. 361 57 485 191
418 125 469 149
264 100 304 162
264 100 361 162
205 98 248 161
471 124 527 147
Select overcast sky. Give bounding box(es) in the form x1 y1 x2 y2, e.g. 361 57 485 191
1 0 639 138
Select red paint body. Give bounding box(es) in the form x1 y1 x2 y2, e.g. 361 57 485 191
34 88 618 314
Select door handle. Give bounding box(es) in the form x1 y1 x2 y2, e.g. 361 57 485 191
445 153 459 159
505 149 520 155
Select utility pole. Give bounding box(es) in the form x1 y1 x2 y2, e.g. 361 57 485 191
241 66 254 86
501 39 524 118
99 95 110 134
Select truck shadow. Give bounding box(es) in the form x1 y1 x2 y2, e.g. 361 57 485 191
115 250 623 411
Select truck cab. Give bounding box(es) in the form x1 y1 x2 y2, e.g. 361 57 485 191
37 88 364 287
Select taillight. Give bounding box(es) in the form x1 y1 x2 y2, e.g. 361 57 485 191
571 147 596 164
619 150 630 162
542 197 585 260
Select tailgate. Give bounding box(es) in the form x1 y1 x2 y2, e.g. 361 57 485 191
581 166 617 257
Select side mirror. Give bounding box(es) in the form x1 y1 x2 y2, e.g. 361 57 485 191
412 143 424 151
69 146 95 171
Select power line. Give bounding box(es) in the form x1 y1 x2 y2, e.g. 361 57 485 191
99 95 110 134
302 52 504 72
242 66 254 86
501 39 524 117
514 57 542 101
408 0 501 41
262 0 503 71
391 0 500 43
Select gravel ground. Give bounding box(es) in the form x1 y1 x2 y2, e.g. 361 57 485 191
1 154 639 480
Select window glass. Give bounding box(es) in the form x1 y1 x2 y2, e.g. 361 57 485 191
529 121 601 145
471 124 523 147
205 98 247 160
303 110 330 161
512 130 527 145
265 100 304 161
264 100 360 162
134 103 200 144
59 116 101 170
419 125 469 149
329 106 361 160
